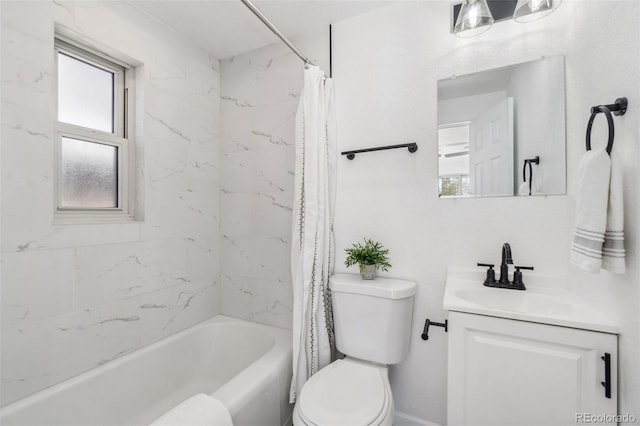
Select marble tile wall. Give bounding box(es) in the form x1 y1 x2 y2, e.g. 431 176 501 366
219 32 329 329
1 1 221 406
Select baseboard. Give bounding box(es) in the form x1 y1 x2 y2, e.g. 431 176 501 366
394 411 442 426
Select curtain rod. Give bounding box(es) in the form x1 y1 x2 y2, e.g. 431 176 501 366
239 0 313 67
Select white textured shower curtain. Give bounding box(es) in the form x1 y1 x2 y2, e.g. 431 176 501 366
290 65 337 403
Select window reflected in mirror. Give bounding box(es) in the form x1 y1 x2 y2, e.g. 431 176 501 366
438 123 471 197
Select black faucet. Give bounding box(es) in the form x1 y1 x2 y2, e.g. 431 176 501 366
498 243 513 285
477 243 533 290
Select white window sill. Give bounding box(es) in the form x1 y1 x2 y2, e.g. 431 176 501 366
53 212 138 226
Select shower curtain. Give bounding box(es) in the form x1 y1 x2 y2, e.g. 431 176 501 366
290 65 337 403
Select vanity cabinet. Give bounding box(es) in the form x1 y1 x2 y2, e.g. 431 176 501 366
447 311 617 426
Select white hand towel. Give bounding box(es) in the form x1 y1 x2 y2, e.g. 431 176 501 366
602 150 626 273
518 179 540 196
570 148 611 272
151 394 233 426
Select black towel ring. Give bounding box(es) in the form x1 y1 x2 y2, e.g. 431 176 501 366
586 97 627 156
586 105 615 155
522 156 540 196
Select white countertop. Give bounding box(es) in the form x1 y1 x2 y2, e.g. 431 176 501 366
442 268 619 334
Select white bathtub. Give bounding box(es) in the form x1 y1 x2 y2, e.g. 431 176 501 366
0 316 293 426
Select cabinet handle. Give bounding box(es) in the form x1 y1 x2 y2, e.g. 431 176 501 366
601 352 611 399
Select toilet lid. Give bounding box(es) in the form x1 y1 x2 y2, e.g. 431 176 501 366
298 359 389 426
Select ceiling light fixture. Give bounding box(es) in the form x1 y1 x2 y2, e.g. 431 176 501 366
453 0 495 38
452 0 563 37
513 0 562 23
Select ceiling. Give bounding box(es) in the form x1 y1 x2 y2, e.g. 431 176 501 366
129 0 393 59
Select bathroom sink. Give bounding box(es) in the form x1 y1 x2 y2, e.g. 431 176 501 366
454 288 573 316
442 268 619 334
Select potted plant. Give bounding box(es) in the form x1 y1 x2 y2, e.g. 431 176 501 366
344 238 392 280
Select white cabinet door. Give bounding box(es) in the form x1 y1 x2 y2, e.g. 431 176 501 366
448 312 617 426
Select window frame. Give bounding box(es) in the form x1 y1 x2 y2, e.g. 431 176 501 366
438 121 471 197
54 38 135 222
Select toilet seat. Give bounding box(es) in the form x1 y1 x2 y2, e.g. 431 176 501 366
295 358 393 426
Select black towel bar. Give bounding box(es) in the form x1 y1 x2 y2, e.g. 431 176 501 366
341 143 418 160
586 97 627 156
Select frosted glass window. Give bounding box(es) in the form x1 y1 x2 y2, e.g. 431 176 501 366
54 39 133 217
58 53 114 133
61 137 118 208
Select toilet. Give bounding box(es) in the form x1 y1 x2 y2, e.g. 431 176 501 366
293 273 417 426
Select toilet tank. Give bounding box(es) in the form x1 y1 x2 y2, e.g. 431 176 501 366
330 273 416 365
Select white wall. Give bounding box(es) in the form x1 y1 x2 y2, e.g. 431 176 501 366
332 1 639 424
219 32 329 329
1 1 221 406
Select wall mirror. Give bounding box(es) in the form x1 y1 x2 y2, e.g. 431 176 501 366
437 55 566 198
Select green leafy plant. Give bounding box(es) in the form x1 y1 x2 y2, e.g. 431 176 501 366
344 238 392 272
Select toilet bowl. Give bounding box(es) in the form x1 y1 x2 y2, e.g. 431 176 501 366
292 358 394 426
293 274 416 426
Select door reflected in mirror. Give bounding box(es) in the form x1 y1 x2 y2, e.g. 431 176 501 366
437 56 566 198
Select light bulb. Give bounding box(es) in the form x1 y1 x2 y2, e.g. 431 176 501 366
453 0 494 38
467 2 481 28
529 0 547 12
